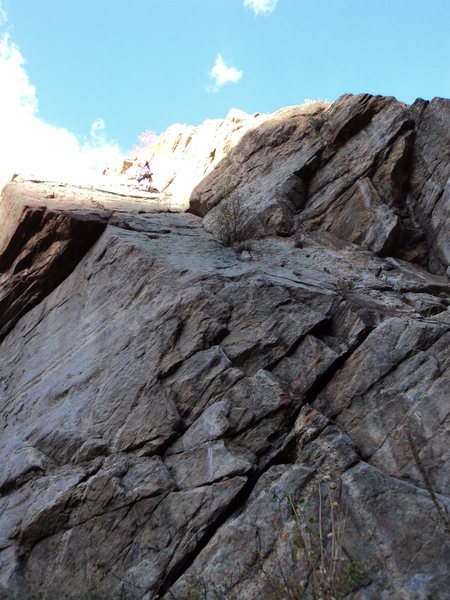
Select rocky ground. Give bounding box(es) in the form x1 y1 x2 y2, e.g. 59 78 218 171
0 94 449 599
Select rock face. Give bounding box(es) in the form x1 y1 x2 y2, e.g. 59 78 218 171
0 94 449 600
110 108 271 205
190 94 449 275
408 98 450 274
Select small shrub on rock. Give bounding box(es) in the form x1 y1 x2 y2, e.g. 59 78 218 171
214 193 254 247
268 481 365 599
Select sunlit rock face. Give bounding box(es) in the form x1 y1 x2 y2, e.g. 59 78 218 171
107 108 281 204
0 94 449 600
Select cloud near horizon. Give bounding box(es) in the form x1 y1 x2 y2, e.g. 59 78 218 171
0 9 122 188
244 0 279 16
208 54 243 93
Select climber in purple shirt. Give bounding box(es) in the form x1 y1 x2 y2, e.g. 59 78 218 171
137 161 152 183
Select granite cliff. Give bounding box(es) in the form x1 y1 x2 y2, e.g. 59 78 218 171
0 94 449 599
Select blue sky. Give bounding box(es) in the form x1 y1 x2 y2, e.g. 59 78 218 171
0 0 449 181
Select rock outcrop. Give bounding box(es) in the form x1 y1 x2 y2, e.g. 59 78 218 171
0 94 449 600
190 94 449 275
109 109 271 204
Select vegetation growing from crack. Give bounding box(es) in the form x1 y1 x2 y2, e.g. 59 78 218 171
167 481 365 600
264 481 365 599
214 192 254 247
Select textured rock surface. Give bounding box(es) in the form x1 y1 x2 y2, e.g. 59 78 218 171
190 94 449 274
0 178 185 343
108 108 271 205
408 98 450 274
0 94 449 600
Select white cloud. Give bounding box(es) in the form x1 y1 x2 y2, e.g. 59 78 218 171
208 54 243 93
90 117 106 141
0 24 122 188
244 0 279 15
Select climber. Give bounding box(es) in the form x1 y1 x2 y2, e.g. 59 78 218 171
136 161 152 185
